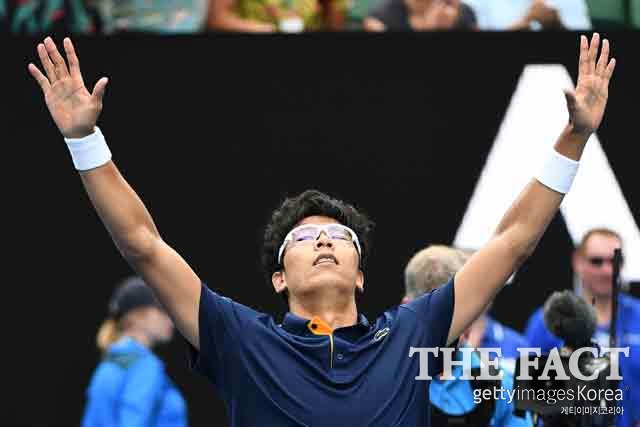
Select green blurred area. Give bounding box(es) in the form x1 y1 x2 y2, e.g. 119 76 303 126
585 0 640 29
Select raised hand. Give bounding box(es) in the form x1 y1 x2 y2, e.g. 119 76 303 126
28 37 108 139
565 33 616 138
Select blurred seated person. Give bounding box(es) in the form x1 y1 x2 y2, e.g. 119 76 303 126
95 0 208 33
207 0 346 32
7 0 96 34
403 245 532 426
363 0 476 31
464 0 591 30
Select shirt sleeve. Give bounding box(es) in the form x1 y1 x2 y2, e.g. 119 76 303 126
118 356 165 427
404 278 456 376
187 282 260 394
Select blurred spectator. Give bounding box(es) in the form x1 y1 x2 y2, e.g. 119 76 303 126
345 0 377 29
95 0 208 33
524 228 640 425
7 0 96 34
464 0 591 30
207 0 346 32
82 276 187 427
363 0 476 31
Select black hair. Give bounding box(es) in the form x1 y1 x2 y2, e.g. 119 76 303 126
261 190 374 303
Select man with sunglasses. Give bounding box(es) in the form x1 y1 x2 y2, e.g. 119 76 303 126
29 33 614 427
524 228 640 426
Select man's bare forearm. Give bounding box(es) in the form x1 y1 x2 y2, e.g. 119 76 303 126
80 160 160 261
449 126 587 343
494 125 587 258
449 34 614 343
29 37 203 348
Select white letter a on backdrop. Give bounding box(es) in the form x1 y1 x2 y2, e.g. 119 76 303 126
454 65 640 282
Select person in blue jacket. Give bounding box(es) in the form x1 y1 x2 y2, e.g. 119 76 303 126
82 276 188 427
404 244 532 426
524 228 640 426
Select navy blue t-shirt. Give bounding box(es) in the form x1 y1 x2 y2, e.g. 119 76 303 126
190 279 456 427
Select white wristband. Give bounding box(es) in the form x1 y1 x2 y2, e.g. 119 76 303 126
64 127 112 171
535 148 579 194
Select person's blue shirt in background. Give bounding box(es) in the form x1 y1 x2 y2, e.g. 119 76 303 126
430 349 532 427
82 337 187 427
481 316 530 376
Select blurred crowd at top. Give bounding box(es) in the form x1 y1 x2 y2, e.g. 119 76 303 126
2 0 640 34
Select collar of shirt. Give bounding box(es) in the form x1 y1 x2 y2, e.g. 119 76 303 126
280 312 371 341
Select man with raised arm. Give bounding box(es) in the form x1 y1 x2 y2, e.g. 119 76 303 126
28 34 615 426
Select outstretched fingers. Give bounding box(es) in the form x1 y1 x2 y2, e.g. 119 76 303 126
44 37 69 80
63 38 84 84
578 35 589 77
28 63 51 92
37 43 57 83
578 33 616 88
595 38 610 77
586 33 600 74
92 77 109 103
605 58 616 80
